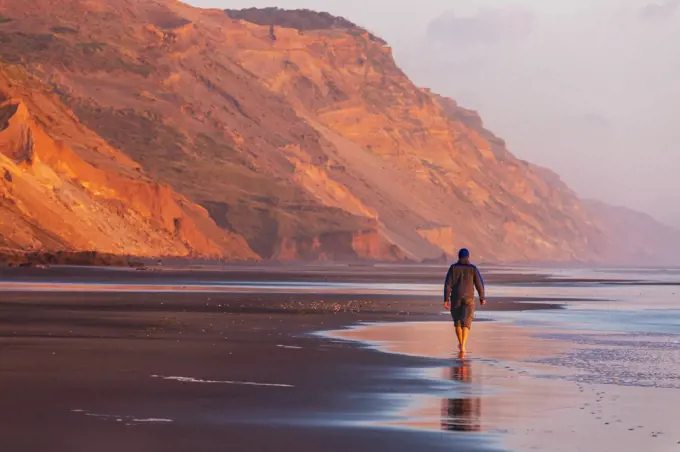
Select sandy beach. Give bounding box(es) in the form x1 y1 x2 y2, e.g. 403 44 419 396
1 265 678 451
331 321 680 451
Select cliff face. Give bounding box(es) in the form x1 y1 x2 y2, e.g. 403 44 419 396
0 65 256 259
0 0 674 263
225 25 613 262
583 200 680 266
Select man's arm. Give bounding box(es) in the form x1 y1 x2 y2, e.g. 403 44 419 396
444 266 453 309
473 266 486 305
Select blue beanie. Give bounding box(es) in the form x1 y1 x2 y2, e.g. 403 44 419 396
458 248 470 259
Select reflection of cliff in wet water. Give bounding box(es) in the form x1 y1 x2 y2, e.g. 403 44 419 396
441 358 482 432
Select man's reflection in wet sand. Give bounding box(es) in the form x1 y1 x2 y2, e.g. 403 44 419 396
441 355 482 432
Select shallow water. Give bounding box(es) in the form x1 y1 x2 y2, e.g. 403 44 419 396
0 280 438 294
3 265 679 450
328 267 680 451
488 267 680 334
487 269 680 393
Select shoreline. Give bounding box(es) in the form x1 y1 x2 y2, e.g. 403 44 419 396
2 266 678 451
0 268 541 452
328 317 680 451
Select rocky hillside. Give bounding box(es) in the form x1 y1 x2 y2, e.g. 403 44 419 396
583 200 680 266
0 65 256 259
0 0 676 263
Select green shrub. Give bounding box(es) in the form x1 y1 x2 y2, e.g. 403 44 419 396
50 26 78 34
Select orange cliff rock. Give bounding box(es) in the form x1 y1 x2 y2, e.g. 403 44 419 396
0 0 677 263
0 65 256 260
223 10 610 262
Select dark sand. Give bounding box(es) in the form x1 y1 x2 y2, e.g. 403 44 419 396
0 266 558 452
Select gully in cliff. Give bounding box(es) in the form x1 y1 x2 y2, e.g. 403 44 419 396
443 248 486 354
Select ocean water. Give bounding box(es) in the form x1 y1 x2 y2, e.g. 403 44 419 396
486 268 680 334
483 268 680 390
323 267 680 452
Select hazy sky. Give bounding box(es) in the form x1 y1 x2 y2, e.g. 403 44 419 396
189 0 680 227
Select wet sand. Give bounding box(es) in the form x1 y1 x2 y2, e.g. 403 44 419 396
4 265 676 451
0 266 559 452
333 321 680 451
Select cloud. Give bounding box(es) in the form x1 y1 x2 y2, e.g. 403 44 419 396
426 7 535 45
639 0 680 20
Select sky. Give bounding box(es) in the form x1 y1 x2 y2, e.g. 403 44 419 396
189 0 680 227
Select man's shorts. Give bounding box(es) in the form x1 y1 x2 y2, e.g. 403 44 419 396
451 299 475 329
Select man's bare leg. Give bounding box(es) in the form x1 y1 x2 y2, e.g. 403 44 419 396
455 325 463 351
461 327 470 352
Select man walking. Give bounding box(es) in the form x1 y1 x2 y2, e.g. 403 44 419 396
444 248 486 353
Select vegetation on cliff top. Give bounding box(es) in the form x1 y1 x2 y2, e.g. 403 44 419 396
225 8 386 43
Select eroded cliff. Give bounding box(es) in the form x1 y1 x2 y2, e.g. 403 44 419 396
0 0 675 263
